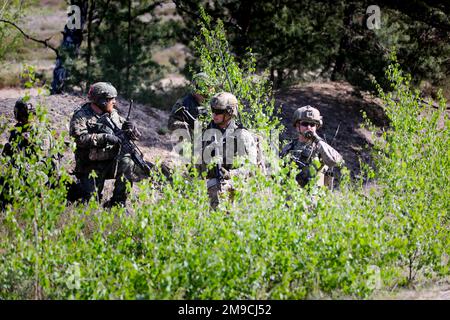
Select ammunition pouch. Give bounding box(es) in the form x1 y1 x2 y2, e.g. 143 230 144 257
291 146 319 187
88 144 119 161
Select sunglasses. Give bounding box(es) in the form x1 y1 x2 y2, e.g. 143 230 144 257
299 121 317 127
211 108 227 115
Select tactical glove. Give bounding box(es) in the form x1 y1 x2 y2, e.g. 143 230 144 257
304 131 323 143
122 120 141 140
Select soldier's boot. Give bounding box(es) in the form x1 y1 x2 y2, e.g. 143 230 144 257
78 174 105 203
207 184 220 209
104 174 129 208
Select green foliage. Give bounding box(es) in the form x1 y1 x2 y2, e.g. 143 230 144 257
67 0 179 101
176 1 450 91
367 52 450 283
1 28 449 301
0 1 29 62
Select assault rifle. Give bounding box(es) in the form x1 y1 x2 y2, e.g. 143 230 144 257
174 105 208 132
97 102 172 181
174 105 197 131
290 149 314 187
206 132 225 189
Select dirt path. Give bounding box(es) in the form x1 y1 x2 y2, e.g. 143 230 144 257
374 280 450 300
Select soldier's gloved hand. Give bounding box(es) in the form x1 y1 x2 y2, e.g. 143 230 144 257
220 167 231 180
304 131 323 143
122 120 141 140
122 120 135 131
104 134 121 146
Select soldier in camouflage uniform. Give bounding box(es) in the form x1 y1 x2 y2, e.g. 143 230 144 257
3 99 38 158
198 92 257 208
1 99 57 209
281 105 343 188
2 98 57 167
69 82 143 207
168 72 213 133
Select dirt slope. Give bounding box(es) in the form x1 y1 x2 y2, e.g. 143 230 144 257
0 91 176 171
0 81 385 177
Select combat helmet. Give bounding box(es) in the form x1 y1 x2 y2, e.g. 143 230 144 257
292 105 323 128
210 92 238 117
14 98 34 122
88 82 118 109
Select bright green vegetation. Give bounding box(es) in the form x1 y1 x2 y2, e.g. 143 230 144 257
0 17 449 300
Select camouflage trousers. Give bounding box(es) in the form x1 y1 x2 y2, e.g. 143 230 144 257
207 178 235 209
77 154 145 205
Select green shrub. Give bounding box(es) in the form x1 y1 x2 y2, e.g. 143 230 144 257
0 24 448 300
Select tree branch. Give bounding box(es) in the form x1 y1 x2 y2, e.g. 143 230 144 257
377 0 450 32
0 19 59 57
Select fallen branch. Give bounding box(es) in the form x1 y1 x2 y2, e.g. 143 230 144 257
0 19 59 57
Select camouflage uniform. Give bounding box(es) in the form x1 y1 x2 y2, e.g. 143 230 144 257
69 84 143 206
168 73 212 132
3 98 56 162
168 93 203 132
281 105 343 188
280 139 343 187
2 122 34 159
198 92 257 208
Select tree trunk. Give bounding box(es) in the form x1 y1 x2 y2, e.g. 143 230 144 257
331 3 355 81
85 0 95 91
126 0 132 97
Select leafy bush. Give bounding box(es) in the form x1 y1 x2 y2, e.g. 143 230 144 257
1 21 449 300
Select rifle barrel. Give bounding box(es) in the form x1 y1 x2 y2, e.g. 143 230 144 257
127 99 133 120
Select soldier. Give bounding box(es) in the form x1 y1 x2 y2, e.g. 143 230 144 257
198 92 257 208
167 72 213 133
69 82 143 207
280 105 343 188
1 98 57 209
2 99 36 158
2 98 56 166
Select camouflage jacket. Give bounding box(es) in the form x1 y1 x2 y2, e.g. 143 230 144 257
2 121 59 177
2 123 34 158
199 120 258 181
70 103 125 174
168 93 204 131
280 138 343 186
